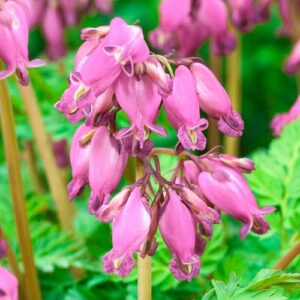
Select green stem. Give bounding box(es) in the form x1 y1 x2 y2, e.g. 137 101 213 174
0 78 42 300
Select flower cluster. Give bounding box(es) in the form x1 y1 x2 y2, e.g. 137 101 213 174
0 0 44 85
149 0 273 57
56 17 273 281
25 0 113 61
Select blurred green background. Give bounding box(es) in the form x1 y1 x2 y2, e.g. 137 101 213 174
1 1 300 299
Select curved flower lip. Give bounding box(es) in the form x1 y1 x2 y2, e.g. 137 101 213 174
81 26 110 41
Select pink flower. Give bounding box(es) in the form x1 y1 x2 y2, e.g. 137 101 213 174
190 63 244 137
228 0 256 32
42 2 66 61
271 96 300 136
277 0 291 37
60 0 79 26
198 160 274 239
0 266 18 300
159 189 200 281
88 126 128 215
0 0 45 85
94 0 113 14
103 187 150 277
115 73 167 148
52 139 69 168
0 239 6 259
285 40 300 75
68 124 92 200
55 17 149 123
197 0 236 55
163 65 208 150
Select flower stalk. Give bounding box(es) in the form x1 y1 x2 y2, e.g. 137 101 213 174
224 26 242 155
136 158 152 300
274 241 300 271
17 82 74 232
0 77 41 300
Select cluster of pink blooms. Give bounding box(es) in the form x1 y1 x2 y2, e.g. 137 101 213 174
25 0 113 61
0 0 45 85
0 240 18 300
55 17 274 281
149 0 273 57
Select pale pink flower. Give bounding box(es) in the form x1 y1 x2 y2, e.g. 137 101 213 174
159 189 200 281
0 266 18 300
103 187 150 277
285 40 300 75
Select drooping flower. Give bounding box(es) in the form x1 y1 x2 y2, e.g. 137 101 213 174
197 0 236 55
228 0 256 32
42 1 66 61
68 124 92 200
115 72 167 149
0 266 18 300
190 62 244 137
159 189 200 281
0 0 44 85
271 96 300 136
163 65 208 150
94 0 113 14
198 159 274 239
103 187 151 277
88 126 128 214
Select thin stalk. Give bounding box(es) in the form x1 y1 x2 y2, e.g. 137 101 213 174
274 241 300 270
208 50 222 149
22 141 45 195
17 82 74 232
224 27 242 156
136 158 152 300
0 78 42 300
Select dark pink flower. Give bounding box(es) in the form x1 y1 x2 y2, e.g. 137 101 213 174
163 65 208 150
159 189 200 281
277 0 291 37
271 96 300 136
0 266 18 300
228 0 256 32
103 187 150 277
52 139 69 168
94 0 113 14
190 63 244 137
0 239 7 259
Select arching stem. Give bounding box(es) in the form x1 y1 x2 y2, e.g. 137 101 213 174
274 241 300 270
